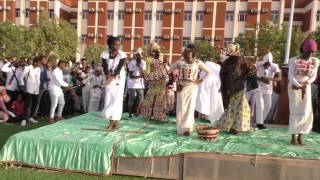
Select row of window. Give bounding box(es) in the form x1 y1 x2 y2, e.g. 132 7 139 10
82 10 282 23
15 9 55 18
81 35 233 47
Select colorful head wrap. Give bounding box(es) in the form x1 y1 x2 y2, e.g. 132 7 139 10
134 48 144 57
150 42 161 52
226 42 241 56
302 39 318 53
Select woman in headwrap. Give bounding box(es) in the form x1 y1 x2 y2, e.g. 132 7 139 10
101 36 127 129
288 39 319 145
218 43 253 135
85 66 105 112
140 42 169 122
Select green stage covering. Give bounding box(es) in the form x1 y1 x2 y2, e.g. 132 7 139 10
1 112 320 175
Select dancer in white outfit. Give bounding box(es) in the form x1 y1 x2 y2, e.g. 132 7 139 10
255 49 281 129
48 61 69 124
101 36 127 129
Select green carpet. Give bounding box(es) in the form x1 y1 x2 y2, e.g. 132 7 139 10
1 112 320 175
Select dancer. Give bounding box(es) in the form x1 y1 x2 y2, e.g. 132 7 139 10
127 48 146 118
101 36 127 129
195 59 224 124
140 42 168 122
169 44 211 136
255 49 281 129
48 61 69 124
288 39 319 145
85 66 105 112
219 43 252 135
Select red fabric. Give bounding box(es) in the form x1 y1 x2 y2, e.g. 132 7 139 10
11 100 24 116
302 39 318 53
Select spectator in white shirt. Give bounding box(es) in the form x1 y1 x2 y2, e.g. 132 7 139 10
1 57 23 106
19 57 41 126
127 48 146 118
48 61 69 124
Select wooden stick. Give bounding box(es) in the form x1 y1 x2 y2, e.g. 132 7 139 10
81 128 144 134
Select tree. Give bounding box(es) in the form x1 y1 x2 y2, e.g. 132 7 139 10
194 40 220 61
84 44 106 64
236 23 306 64
30 13 77 60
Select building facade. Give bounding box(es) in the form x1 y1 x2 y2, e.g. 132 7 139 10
0 0 319 62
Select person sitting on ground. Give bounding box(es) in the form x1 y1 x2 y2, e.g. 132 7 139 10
0 86 10 123
11 94 24 122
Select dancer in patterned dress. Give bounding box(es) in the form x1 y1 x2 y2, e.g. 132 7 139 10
218 43 253 135
140 42 169 122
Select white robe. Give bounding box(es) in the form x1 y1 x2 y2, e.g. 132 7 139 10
100 50 127 121
85 74 105 112
195 61 224 123
288 56 319 134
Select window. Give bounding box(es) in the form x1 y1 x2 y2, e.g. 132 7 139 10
196 12 203 21
82 10 87 19
155 36 162 45
145 11 152 20
144 36 151 45
183 37 191 47
271 11 279 23
81 34 87 43
225 11 234 21
184 12 192 21
238 11 246 22
25 9 30 18
108 10 114 20
118 12 124 20
223 38 232 48
156 12 163 21
15 9 20 18
317 11 320 21
49 9 54 19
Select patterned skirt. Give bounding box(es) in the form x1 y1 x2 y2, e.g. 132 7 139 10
219 90 251 132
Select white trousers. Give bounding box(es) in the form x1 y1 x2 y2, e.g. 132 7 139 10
255 92 272 124
49 93 65 119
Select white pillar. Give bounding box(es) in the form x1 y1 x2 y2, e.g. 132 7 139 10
3 0 6 22
284 0 295 64
211 2 217 47
113 0 119 37
19 0 25 26
232 0 240 41
76 0 83 62
190 0 197 41
310 0 318 32
150 0 157 41
169 3 175 63
94 2 98 44
254 1 261 56
36 0 40 23
130 1 136 55
279 0 285 27
54 0 60 19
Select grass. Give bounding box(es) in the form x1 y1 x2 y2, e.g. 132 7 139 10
0 119 157 180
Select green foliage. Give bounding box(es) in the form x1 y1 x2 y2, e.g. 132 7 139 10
0 13 77 61
194 40 220 61
84 44 106 64
311 30 320 59
236 23 306 64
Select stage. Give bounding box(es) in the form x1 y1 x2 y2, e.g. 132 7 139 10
1 113 320 180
